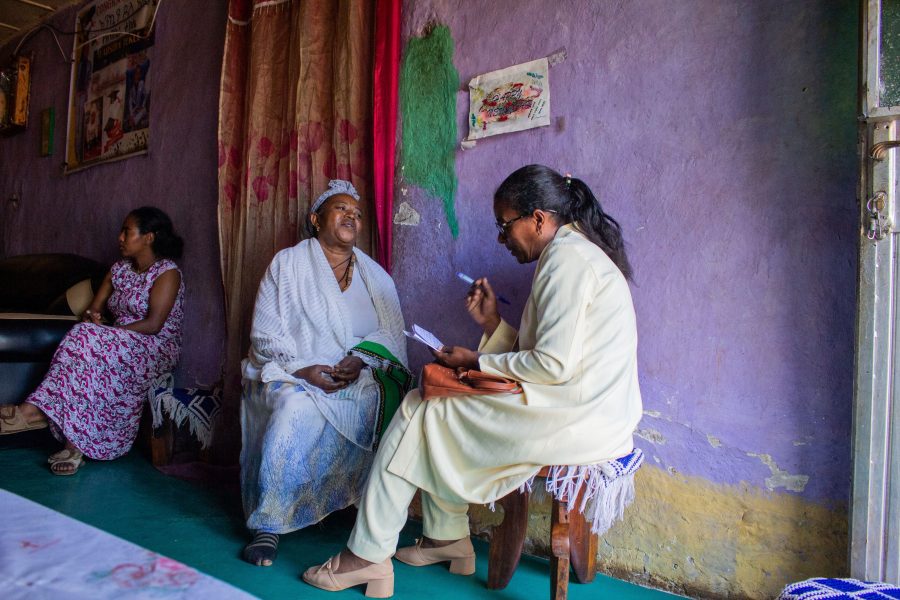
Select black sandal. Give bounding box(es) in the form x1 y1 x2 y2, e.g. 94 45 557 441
242 531 279 566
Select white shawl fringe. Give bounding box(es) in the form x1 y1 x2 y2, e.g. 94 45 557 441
148 374 218 450
489 450 643 536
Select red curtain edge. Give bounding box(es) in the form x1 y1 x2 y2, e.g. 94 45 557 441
372 0 401 272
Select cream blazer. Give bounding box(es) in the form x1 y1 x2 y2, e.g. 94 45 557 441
387 225 643 505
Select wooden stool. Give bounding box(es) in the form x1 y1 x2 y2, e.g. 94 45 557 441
141 381 219 467
138 403 175 466
487 466 598 600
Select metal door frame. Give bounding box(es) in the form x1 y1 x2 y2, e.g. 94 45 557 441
852 0 900 583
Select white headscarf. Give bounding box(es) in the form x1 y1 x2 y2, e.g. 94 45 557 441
311 179 360 213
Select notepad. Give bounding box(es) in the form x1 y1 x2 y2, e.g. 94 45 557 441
403 324 445 352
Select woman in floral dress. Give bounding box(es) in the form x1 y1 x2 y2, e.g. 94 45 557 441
4 206 185 475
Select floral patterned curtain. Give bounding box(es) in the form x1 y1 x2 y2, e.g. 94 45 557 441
217 0 373 456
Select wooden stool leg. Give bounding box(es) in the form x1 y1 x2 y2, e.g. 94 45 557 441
487 489 530 590
569 487 598 583
150 417 174 466
550 497 571 600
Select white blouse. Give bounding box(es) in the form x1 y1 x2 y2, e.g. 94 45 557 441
342 269 379 342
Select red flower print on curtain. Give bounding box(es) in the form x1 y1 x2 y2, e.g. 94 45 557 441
215 0 375 458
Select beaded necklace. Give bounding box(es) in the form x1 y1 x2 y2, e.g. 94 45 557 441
331 254 355 291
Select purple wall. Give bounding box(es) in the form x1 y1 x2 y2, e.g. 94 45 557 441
0 0 858 505
395 0 857 503
0 1 227 387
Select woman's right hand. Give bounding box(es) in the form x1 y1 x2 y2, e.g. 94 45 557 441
81 272 113 326
82 309 102 325
293 364 346 393
465 277 501 337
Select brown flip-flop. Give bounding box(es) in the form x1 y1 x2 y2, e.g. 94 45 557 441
0 405 48 435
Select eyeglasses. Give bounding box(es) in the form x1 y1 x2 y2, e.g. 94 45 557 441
494 210 557 236
494 214 528 236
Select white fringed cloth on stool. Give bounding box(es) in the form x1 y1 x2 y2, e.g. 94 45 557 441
493 447 645 535
148 374 222 450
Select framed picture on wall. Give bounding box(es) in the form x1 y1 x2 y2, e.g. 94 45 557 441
0 56 32 135
465 57 551 142
64 0 159 173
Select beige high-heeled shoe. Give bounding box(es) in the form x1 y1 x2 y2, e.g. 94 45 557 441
302 553 394 598
393 537 476 575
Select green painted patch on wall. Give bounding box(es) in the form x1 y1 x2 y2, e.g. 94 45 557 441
399 24 460 237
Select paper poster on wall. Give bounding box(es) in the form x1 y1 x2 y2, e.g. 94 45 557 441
65 0 159 173
466 57 550 142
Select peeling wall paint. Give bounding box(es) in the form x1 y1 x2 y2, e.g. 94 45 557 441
638 410 819 498
747 453 810 493
637 428 667 445
600 467 845 599
462 466 847 600
393 201 421 226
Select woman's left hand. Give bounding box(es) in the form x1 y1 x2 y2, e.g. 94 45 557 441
331 355 365 383
431 346 480 371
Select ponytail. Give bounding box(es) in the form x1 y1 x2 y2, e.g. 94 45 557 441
495 164 633 279
566 178 632 280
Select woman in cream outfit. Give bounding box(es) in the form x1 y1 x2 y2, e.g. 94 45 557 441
303 165 643 598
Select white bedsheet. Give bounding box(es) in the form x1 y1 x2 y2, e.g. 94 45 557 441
0 489 256 599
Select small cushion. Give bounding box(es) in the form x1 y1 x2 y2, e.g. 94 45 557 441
65 279 94 316
778 578 900 599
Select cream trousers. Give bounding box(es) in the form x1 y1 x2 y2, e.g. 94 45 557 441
347 391 471 563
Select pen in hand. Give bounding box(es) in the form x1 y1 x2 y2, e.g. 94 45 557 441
457 272 511 305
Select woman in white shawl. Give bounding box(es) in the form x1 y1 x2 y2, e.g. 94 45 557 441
240 180 413 566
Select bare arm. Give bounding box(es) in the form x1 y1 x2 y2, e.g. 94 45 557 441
118 269 181 335
83 272 113 324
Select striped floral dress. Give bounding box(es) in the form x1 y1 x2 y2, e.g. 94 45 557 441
27 259 184 460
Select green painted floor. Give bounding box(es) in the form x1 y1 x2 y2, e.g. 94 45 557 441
1 444 682 600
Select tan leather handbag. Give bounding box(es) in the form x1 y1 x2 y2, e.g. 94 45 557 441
420 363 522 400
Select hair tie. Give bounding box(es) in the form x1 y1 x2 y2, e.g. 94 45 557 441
564 173 572 188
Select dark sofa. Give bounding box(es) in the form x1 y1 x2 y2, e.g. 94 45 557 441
0 254 106 405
